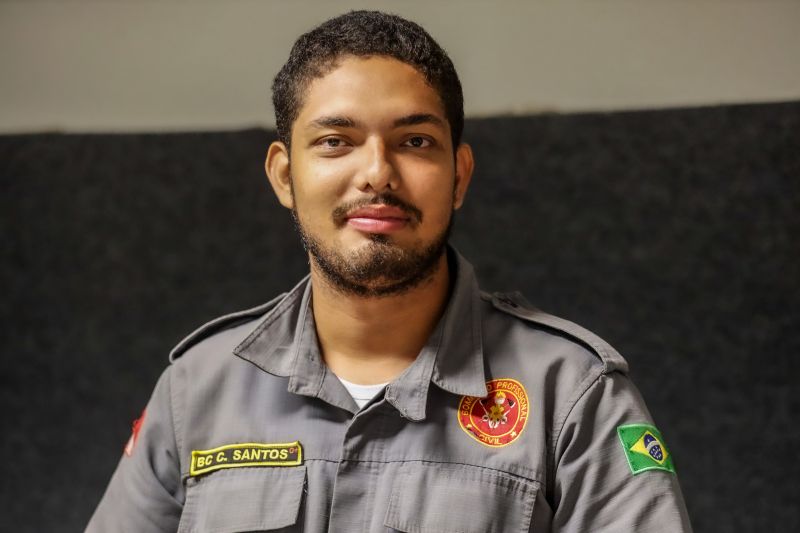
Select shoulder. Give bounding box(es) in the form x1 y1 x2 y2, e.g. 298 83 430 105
168 292 288 363
479 290 629 376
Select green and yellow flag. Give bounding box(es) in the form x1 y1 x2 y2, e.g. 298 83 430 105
617 424 676 475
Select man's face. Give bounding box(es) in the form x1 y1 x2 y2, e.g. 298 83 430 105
267 55 473 296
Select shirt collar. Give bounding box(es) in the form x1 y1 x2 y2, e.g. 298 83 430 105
233 247 488 420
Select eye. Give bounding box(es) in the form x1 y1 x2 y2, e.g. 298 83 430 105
314 136 352 153
402 136 432 148
321 137 343 148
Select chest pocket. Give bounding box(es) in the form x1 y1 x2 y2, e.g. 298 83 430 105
177 466 306 533
384 462 538 533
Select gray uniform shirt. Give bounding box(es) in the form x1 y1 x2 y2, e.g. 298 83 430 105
87 251 692 532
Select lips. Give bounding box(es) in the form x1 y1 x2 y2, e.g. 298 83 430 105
345 204 411 234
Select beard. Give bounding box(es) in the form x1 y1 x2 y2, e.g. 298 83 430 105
291 193 452 298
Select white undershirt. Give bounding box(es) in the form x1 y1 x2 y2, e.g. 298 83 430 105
336 376 389 409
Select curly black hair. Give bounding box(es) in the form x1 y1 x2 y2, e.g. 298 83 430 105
272 10 464 151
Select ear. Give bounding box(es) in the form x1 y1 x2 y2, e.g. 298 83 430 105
265 141 294 209
453 143 474 210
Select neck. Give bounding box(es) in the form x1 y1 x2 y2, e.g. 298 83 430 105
310 252 452 385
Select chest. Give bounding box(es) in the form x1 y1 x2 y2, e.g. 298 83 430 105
176 375 550 532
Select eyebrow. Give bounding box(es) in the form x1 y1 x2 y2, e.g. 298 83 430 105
306 113 446 131
393 113 446 129
308 116 357 129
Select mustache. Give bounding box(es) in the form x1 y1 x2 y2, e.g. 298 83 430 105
332 194 423 225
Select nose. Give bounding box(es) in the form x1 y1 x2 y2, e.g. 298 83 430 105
355 137 398 193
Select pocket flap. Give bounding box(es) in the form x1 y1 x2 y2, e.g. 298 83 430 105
179 466 306 533
384 463 537 533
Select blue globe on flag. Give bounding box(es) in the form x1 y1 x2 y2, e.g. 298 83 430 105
643 433 664 462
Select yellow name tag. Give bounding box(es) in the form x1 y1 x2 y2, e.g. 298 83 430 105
190 441 302 477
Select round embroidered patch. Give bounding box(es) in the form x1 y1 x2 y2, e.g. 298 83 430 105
458 378 529 447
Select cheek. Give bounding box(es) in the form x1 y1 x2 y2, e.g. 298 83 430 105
293 189 336 228
290 164 344 217
405 170 457 220
293 159 352 203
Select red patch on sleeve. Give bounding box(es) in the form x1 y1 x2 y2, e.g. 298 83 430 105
123 408 146 457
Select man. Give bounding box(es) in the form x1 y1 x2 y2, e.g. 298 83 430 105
88 10 691 532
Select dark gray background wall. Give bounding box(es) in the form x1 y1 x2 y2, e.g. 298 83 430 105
2 101 798 532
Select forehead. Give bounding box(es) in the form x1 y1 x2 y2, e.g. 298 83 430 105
294 55 447 131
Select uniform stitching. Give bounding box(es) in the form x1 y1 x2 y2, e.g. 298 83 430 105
171 292 290 361
488 292 628 375
547 370 606 489
385 463 536 532
301 458 542 485
469 285 485 391
168 366 184 473
550 369 602 451
236 289 303 353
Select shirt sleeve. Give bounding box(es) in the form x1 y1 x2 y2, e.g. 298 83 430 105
86 366 184 533
551 371 692 532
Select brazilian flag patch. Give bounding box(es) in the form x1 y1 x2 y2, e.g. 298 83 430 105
617 424 676 475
